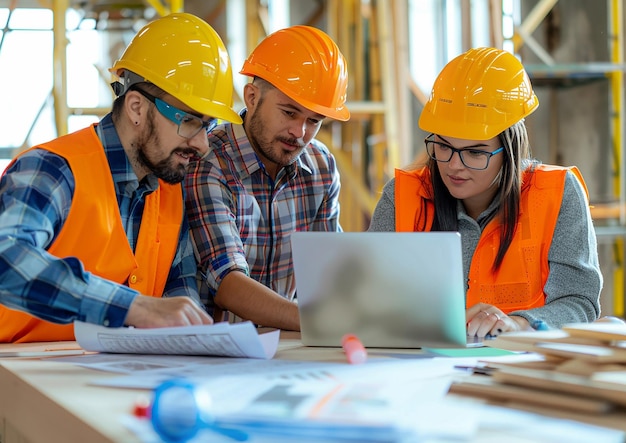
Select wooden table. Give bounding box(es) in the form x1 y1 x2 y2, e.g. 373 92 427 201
0 334 625 443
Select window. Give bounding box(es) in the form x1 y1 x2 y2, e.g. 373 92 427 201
0 8 107 159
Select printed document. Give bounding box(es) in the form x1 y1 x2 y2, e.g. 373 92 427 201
73 320 279 359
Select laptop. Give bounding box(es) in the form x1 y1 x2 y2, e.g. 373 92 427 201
291 231 469 349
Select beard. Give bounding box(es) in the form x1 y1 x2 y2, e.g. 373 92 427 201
134 116 195 184
246 102 306 169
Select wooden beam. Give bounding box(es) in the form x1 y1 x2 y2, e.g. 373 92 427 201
513 0 559 52
52 0 69 137
489 0 503 48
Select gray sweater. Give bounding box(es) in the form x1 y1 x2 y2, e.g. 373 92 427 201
368 171 603 328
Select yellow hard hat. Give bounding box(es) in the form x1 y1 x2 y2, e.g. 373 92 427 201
110 13 242 124
240 25 350 121
419 47 538 140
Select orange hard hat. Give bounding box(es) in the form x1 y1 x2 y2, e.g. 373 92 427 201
240 25 350 121
419 47 538 140
110 13 241 124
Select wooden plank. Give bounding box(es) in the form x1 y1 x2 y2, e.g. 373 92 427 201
449 376 613 414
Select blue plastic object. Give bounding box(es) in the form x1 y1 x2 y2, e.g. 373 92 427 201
150 378 405 442
150 379 248 442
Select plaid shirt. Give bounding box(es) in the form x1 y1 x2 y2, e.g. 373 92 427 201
185 118 341 310
0 114 198 327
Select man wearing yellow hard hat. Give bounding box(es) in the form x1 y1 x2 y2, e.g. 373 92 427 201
186 25 350 331
369 47 601 336
0 13 241 342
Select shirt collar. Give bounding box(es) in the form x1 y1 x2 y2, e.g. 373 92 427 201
232 109 307 181
97 113 159 194
457 191 501 228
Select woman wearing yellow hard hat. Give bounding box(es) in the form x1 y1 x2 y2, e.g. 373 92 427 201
369 47 601 338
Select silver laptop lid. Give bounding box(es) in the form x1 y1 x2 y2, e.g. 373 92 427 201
291 231 467 349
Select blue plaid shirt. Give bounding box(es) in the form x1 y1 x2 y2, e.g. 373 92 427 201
0 114 198 327
185 116 341 310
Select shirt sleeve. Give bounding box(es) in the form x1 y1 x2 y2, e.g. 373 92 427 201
185 157 250 292
0 149 137 327
510 170 603 327
368 178 397 232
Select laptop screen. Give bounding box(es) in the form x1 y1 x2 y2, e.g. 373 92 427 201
291 231 468 349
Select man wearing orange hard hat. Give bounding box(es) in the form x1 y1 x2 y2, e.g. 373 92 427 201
0 13 241 342
185 25 350 331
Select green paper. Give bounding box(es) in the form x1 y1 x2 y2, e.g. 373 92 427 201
423 347 517 357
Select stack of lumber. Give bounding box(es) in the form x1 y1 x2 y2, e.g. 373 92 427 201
448 322 626 428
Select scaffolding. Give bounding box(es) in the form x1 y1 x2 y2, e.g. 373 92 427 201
512 0 626 317
2 0 626 313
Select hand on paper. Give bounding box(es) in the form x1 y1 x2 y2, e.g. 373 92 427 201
466 303 530 337
125 295 214 328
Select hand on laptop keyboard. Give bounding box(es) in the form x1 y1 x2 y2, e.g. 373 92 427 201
466 303 535 337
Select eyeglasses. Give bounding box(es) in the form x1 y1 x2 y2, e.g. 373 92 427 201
134 88 217 139
424 134 504 170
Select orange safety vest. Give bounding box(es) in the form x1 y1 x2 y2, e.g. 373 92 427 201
0 125 183 342
395 164 589 313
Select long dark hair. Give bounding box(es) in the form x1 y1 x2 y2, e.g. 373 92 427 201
425 121 538 272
